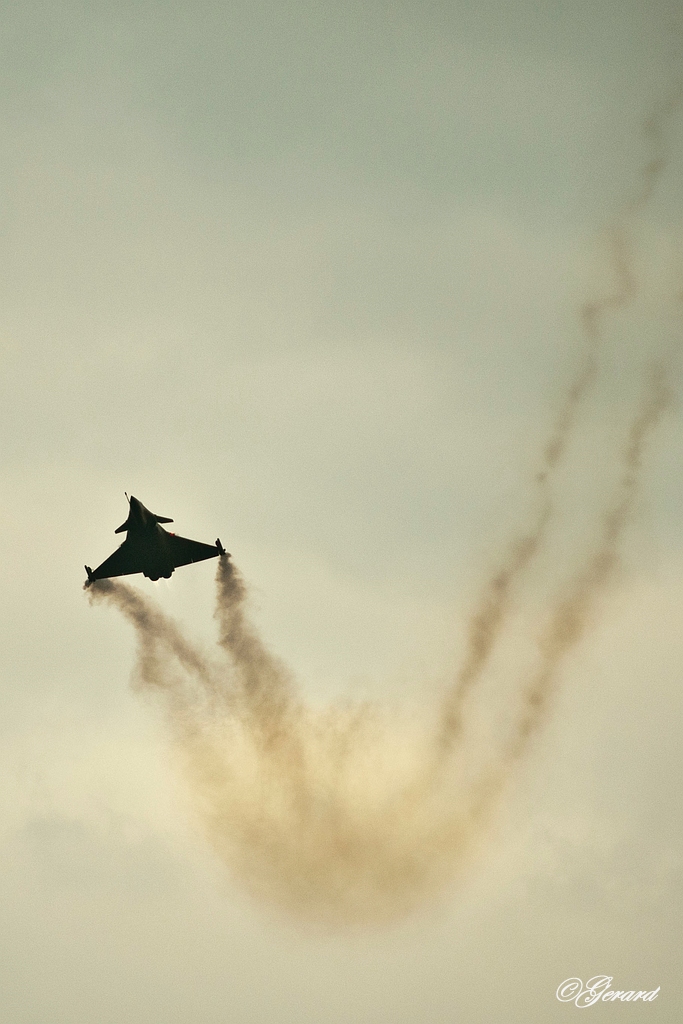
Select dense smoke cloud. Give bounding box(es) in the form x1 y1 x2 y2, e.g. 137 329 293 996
87 89 681 926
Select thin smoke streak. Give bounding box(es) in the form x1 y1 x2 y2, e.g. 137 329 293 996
434 82 682 761
465 365 673 825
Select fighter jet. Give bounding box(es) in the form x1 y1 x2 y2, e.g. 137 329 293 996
85 494 227 585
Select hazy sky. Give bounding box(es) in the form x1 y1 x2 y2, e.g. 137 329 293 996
1 1 682 1021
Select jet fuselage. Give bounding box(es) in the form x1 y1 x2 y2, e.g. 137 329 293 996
85 495 227 584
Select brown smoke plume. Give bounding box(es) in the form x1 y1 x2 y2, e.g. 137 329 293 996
87 91 681 927
86 366 674 926
436 80 683 763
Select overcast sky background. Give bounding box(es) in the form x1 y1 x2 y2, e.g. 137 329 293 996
1 1 683 1021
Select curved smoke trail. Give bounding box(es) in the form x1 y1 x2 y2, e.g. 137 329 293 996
87 89 681 926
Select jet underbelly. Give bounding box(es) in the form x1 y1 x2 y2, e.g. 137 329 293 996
130 529 174 581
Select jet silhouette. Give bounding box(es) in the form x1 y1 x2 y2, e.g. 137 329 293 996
85 495 227 584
